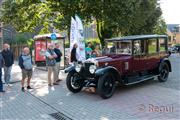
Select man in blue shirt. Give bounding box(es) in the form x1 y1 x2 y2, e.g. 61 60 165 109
19 47 33 92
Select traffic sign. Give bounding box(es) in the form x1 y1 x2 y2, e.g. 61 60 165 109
50 33 57 40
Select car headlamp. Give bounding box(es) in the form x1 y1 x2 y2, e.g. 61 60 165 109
89 65 97 74
75 64 82 72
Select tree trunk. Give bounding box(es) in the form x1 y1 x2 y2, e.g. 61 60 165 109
96 20 105 47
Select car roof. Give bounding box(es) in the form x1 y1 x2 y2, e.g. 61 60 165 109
106 35 167 42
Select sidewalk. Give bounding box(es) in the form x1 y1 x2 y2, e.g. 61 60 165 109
0 55 180 120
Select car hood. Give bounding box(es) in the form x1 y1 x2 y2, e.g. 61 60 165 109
85 54 131 63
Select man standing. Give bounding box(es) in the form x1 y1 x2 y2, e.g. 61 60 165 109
54 43 62 82
0 51 5 93
19 47 33 92
2 43 14 86
45 43 58 86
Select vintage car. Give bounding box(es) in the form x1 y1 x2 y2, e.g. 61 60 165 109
65 35 172 99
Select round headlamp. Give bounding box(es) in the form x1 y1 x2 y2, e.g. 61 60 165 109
75 64 82 72
89 65 97 74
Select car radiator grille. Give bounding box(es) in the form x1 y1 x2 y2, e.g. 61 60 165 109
83 62 95 76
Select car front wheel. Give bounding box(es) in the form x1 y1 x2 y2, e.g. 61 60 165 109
97 72 116 99
66 71 84 93
158 62 169 82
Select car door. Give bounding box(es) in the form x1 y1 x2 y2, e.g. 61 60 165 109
133 40 147 73
146 38 160 70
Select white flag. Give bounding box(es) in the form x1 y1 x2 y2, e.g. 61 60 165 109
70 17 77 51
75 15 86 61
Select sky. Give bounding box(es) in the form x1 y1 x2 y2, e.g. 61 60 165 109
160 0 180 24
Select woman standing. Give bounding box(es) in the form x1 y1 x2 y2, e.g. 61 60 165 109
92 44 102 57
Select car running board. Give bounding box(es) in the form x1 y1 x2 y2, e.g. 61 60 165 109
125 75 159 85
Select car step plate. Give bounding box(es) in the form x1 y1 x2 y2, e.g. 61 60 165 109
125 75 159 85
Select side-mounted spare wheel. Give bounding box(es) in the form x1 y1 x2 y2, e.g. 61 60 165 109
158 62 170 82
97 72 116 99
66 71 84 93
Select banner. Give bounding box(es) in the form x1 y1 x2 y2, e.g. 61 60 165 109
75 15 86 61
70 17 77 50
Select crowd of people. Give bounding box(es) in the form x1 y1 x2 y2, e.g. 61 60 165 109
0 42 104 93
70 42 102 62
0 42 63 93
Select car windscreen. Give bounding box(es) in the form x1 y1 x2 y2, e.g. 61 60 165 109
102 41 132 55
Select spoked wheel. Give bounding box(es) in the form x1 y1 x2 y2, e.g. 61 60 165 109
66 71 84 93
158 62 169 82
97 72 116 99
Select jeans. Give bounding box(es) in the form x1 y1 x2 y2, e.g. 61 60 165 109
0 68 3 91
4 66 12 84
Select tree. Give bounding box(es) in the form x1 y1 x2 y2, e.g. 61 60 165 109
0 0 163 47
153 17 167 34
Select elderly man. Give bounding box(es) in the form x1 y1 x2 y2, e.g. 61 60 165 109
45 43 58 86
54 43 62 82
19 47 33 92
2 43 14 86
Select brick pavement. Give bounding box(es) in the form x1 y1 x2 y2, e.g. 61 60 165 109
0 54 180 120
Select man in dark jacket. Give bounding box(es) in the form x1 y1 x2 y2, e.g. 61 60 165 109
54 43 62 82
0 51 5 92
2 43 14 86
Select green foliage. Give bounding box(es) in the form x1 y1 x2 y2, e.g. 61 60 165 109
0 0 163 47
85 38 100 50
153 17 167 34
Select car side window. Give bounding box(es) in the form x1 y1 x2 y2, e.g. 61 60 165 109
159 38 166 52
148 39 157 54
133 40 145 55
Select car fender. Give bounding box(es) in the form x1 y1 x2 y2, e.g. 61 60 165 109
64 65 75 73
95 66 121 81
160 58 172 72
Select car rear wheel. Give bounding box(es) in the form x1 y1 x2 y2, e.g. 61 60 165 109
97 72 116 99
66 71 84 93
158 62 169 82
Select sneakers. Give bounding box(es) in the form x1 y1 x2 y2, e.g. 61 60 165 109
27 86 33 89
53 82 59 85
21 86 33 92
56 79 62 82
21 87 25 92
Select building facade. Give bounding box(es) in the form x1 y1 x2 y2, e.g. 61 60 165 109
167 24 180 45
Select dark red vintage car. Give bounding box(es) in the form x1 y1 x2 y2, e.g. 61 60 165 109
65 35 171 99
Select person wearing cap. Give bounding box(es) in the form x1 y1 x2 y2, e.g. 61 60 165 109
45 43 58 86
